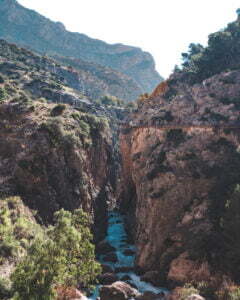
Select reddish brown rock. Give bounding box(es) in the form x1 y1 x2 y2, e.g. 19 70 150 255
100 281 140 300
56 287 87 300
119 69 240 287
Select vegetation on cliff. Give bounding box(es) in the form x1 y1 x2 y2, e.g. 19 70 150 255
180 9 240 83
0 196 100 299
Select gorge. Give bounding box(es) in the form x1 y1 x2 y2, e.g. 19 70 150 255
1 3 240 300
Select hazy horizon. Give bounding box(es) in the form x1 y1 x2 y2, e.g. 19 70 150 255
18 0 240 78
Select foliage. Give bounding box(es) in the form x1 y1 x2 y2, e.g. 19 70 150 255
98 95 124 107
0 196 44 264
11 209 101 300
180 10 240 82
0 87 7 103
221 185 240 280
179 284 200 300
0 278 13 299
51 104 66 116
0 74 5 84
136 93 149 107
166 129 185 146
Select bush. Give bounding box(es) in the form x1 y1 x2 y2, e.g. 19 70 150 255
0 74 5 84
11 209 101 300
0 87 7 103
166 129 185 146
0 278 13 299
179 284 200 300
51 104 66 116
98 95 124 107
180 10 240 83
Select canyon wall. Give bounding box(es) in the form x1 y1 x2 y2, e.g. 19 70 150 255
119 70 240 286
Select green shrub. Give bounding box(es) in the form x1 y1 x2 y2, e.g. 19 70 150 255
179 284 200 300
180 10 240 83
11 209 101 300
51 104 66 116
0 75 5 84
166 129 185 146
0 87 7 103
0 278 13 299
98 95 124 107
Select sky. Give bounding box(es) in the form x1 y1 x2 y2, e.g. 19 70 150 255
18 0 240 78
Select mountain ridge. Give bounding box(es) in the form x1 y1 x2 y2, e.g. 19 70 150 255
0 0 163 98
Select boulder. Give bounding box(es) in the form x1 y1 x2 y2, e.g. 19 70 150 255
136 291 166 300
56 287 87 300
186 295 205 300
140 271 159 285
98 273 118 285
166 288 204 300
102 252 118 262
96 240 115 255
100 281 140 300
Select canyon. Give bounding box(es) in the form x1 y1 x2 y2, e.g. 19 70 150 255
1 6 240 300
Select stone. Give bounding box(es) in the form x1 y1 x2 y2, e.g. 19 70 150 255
100 281 140 300
136 291 166 300
186 295 205 300
56 287 88 300
96 240 115 255
140 271 159 285
98 272 118 285
102 252 118 263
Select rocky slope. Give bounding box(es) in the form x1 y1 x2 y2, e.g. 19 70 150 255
0 39 124 241
119 70 240 296
0 39 142 102
0 0 163 99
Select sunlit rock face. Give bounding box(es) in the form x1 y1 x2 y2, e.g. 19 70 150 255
119 70 240 286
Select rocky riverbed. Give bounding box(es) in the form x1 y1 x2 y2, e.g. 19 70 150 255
89 211 168 300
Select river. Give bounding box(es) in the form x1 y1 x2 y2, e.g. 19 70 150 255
89 211 168 299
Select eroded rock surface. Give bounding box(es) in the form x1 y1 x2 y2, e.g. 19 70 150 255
119 70 240 287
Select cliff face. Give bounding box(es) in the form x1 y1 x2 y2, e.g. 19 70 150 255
0 100 116 240
0 39 123 242
0 0 163 98
119 70 240 287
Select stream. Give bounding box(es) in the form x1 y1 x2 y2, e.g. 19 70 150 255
89 211 168 299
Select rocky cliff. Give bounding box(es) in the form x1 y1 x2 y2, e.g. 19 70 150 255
0 0 163 100
0 39 124 243
119 70 240 296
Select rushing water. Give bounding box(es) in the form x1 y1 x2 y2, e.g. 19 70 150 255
89 211 168 299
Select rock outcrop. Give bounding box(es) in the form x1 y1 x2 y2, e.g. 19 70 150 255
119 70 240 288
100 281 140 300
0 40 122 240
0 0 163 99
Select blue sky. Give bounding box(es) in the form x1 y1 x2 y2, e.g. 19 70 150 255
18 0 240 78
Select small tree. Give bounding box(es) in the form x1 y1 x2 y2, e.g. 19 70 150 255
11 209 101 300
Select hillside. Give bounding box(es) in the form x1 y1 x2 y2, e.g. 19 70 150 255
0 0 163 99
